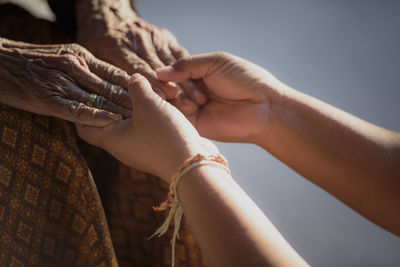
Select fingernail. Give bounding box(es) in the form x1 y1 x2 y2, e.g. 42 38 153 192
193 89 203 99
156 66 174 74
165 82 181 98
107 113 123 121
166 81 180 90
192 89 207 105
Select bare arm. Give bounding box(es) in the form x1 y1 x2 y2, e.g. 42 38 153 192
260 83 400 235
76 74 308 267
177 165 307 267
157 51 400 236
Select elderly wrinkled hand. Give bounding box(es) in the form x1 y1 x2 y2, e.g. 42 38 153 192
0 38 131 126
76 1 206 115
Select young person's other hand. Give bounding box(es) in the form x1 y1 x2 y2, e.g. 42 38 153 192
157 52 283 143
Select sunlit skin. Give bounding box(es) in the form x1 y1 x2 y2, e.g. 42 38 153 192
77 51 400 266
0 38 130 126
157 52 400 236
77 74 308 267
1 0 208 126
76 0 206 115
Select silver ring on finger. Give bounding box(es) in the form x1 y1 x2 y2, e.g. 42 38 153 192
86 93 98 107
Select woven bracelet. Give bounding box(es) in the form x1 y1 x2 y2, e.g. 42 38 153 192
148 153 230 267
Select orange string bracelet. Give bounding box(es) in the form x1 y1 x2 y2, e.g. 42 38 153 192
148 153 230 267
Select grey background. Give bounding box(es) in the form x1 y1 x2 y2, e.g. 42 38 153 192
136 1 400 266
15 0 400 266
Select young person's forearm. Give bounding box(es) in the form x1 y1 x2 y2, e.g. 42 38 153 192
177 165 308 267
259 83 400 235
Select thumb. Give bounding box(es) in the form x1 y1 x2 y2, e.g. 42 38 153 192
75 123 105 147
156 52 224 82
128 73 161 104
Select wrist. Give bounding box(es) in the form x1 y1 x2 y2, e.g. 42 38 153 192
162 148 207 183
162 139 220 183
253 79 294 148
156 153 230 210
257 78 318 154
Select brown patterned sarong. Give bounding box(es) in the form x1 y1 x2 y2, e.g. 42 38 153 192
0 4 207 267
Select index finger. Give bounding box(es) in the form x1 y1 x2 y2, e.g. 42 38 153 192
156 52 225 82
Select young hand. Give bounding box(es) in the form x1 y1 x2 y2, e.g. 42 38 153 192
76 74 217 183
157 51 283 143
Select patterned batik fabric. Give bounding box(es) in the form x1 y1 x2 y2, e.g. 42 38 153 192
80 143 208 267
0 104 118 266
0 106 207 267
0 3 208 266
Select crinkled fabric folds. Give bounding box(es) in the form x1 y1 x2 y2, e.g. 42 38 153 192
0 4 207 267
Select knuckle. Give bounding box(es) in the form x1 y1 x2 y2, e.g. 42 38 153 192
109 84 126 103
174 55 192 69
130 77 144 88
63 53 89 72
155 41 169 53
79 46 90 56
63 53 76 62
161 28 176 39
116 68 130 80
94 95 107 109
132 61 148 71
135 31 148 45
159 27 171 35
68 43 82 52
130 76 150 92
211 51 232 67
135 27 146 35
68 43 92 61
62 54 81 66
133 19 143 28
214 51 231 59
172 47 187 59
109 65 129 80
130 29 141 39
65 100 83 118
67 101 98 124
86 105 97 119
54 47 64 55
